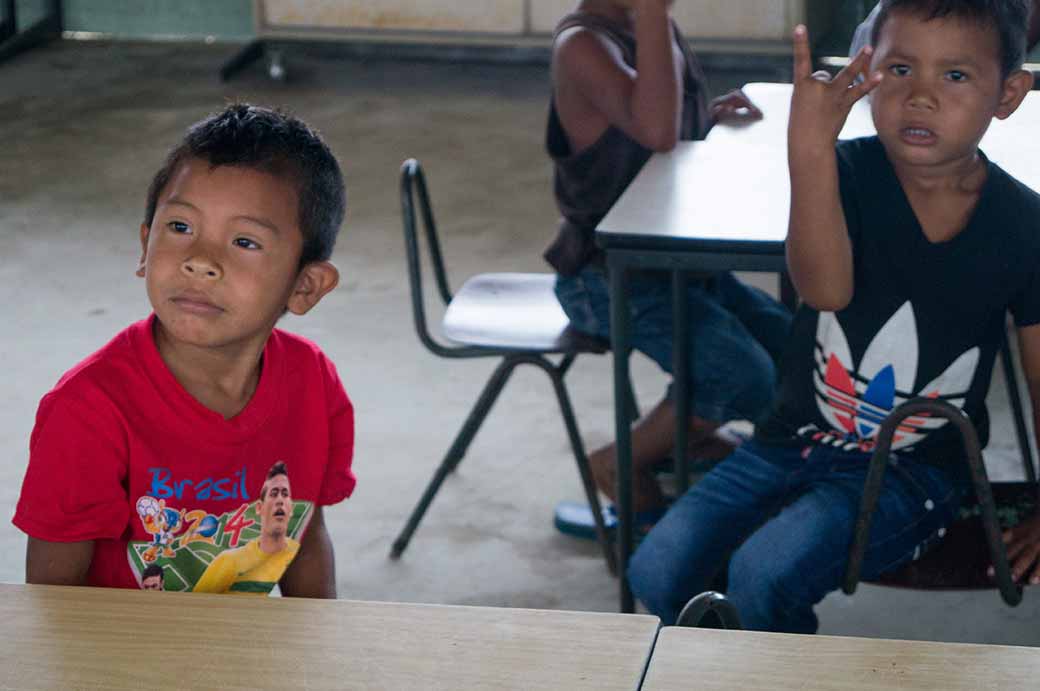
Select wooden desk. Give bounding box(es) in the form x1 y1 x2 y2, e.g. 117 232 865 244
642 626 1040 690
0 584 660 690
596 82 1040 613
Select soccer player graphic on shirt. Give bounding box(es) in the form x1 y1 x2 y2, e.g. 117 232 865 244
193 462 301 594
140 564 165 591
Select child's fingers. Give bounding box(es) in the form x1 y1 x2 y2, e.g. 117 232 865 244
844 70 882 106
792 25 812 81
833 46 873 90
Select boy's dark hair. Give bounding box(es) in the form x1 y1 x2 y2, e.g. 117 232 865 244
144 104 346 267
142 564 164 581
871 0 1030 77
260 461 289 500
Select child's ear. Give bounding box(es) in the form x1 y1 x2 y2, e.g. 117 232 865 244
286 261 340 316
137 223 150 277
995 69 1034 120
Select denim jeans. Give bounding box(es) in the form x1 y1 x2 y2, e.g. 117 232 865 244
555 267 791 424
627 440 960 632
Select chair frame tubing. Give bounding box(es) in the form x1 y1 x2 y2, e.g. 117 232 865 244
390 159 616 573
676 591 743 629
842 398 1023 606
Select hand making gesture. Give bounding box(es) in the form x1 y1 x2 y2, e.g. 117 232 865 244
784 25 881 311
788 25 882 156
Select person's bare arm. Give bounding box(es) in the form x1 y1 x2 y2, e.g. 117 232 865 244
26 537 93 586
786 26 881 311
554 0 680 151
279 506 336 598
998 324 1040 584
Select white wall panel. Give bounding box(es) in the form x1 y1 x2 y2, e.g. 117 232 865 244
262 0 525 34
531 1 802 39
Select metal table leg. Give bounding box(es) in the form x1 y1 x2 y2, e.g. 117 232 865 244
672 270 691 495
609 258 635 613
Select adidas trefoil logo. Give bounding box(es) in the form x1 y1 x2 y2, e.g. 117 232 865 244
804 302 978 452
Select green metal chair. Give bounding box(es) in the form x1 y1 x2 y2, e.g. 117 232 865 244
389 158 617 572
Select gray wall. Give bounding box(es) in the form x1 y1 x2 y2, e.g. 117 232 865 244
32 0 253 39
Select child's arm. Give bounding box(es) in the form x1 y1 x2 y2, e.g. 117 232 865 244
998 323 1040 585
26 537 94 586
786 26 881 311
279 506 336 598
554 0 681 151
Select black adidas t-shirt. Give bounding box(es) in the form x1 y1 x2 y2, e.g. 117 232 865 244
757 136 1040 467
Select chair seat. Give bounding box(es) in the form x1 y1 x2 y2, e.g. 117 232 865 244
443 272 608 354
872 482 1037 590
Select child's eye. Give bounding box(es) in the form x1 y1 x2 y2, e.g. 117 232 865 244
167 221 191 234
233 237 261 250
946 70 968 82
889 64 910 77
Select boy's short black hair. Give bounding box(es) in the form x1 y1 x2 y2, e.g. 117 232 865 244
144 104 345 267
142 564 164 581
871 0 1030 77
260 461 289 501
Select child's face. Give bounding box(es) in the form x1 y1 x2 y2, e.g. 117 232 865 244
138 159 306 354
869 10 1014 173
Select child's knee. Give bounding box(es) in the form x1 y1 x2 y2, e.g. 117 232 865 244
727 539 807 608
627 542 685 623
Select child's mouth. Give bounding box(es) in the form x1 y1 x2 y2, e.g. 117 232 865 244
900 127 937 145
171 294 223 315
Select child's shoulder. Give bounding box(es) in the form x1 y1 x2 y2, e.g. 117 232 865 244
45 319 147 404
33 319 150 435
270 327 340 378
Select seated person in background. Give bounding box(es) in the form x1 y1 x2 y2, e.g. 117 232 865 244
629 0 1040 629
14 104 356 597
547 0 792 525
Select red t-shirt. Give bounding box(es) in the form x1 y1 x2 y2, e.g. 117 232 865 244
14 315 355 593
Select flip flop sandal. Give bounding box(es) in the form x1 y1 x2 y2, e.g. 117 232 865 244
553 501 667 542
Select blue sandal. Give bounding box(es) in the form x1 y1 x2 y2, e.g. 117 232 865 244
553 501 667 542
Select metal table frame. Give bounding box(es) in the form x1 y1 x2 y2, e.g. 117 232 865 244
600 241 786 612
0 0 61 64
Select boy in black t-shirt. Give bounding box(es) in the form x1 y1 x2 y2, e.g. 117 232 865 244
628 0 1040 631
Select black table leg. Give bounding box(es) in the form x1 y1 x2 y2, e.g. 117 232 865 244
609 258 635 613
672 270 691 496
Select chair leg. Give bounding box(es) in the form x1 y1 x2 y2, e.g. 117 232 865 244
390 357 518 560
547 358 618 575
1000 335 1036 483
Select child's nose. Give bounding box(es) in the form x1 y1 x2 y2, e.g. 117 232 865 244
906 83 937 111
181 255 222 280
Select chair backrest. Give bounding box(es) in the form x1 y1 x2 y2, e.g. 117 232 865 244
400 159 484 359
843 398 1024 607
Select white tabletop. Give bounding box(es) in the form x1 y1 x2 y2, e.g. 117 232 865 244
642 626 1040 690
0 584 660 691
597 82 1040 249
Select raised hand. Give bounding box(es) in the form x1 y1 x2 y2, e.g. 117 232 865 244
788 24 881 155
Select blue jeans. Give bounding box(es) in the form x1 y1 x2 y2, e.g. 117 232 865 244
555 267 791 424
627 441 959 632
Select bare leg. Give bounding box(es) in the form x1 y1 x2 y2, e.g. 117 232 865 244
588 397 737 512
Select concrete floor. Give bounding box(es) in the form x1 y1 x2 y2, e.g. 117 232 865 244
1 40 1038 646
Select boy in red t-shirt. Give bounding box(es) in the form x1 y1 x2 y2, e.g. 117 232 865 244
14 104 355 597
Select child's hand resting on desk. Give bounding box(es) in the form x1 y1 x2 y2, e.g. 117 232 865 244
710 89 763 125
788 25 882 155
